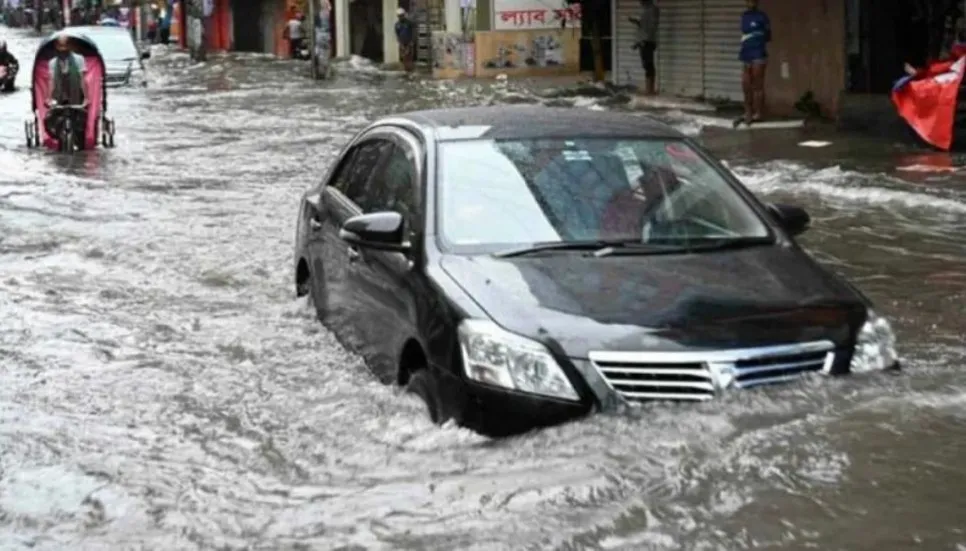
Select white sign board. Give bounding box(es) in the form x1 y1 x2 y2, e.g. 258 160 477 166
492 0 580 30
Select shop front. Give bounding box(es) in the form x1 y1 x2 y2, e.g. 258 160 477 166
614 0 845 117
226 0 285 55
614 0 742 101
432 0 580 78
331 0 398 63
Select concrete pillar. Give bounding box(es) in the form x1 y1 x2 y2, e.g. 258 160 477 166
382 0 398 63
444 0 460 34
335 0 349 56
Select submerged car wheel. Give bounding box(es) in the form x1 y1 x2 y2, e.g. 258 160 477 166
406 369 441 424
307 267 328 321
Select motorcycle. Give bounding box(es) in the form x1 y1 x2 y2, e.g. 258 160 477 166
0 63 17 93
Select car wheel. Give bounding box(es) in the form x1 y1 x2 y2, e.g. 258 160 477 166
307 267 327 321
405 368 441 424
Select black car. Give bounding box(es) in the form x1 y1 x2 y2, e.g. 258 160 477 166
293 106 899 437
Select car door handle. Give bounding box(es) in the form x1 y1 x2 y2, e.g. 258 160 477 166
347 245 360 262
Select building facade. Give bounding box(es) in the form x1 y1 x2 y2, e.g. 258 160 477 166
430 0 583 78
331 0 400 63
613 0 846 118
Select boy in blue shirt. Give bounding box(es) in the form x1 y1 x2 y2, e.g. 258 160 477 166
737 0 770 126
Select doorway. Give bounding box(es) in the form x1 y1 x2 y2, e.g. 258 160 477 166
349 0 383 62
847 0 963 93
233 0 263 51
579 0 613 73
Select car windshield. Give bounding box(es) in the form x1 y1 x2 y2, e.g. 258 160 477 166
437 138 772 253
86 32 138 61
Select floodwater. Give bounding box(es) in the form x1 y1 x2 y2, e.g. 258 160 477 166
1 27 965 550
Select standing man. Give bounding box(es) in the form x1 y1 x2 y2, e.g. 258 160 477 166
158 2 172 45
629 0 659 95
395 8 415 73
737 0 770 126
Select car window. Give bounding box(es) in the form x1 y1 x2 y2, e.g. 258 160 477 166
328 146 360 195
365 144 417 220
437 138 771 251
341 139 392 209
87 32 139 60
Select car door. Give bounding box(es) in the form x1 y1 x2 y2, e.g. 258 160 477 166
306 137 391 350
343 131 423 381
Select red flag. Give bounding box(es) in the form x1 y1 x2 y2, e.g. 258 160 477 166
891 56 966 151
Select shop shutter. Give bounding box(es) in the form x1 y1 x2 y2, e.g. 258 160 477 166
613 0 646 88
655 0 703 97
701 0 744 101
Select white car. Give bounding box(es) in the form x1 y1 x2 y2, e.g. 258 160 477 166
73 25 149 88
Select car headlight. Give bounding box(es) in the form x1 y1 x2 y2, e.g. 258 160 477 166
850 309 899 373
458 319 580 401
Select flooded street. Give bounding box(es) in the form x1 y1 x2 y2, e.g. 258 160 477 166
2 27 966 550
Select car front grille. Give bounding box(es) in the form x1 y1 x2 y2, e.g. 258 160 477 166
588 340 835 402
105 74 130 86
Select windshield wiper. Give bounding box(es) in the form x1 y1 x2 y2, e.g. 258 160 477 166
493 239 679 258
680 236 774 251
590 236 775 257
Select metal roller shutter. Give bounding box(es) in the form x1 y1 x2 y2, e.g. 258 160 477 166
656 0 703 98
701 0 744 101
613 0 646 88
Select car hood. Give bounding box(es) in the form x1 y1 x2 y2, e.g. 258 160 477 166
439 245 866 357
105 60 138 73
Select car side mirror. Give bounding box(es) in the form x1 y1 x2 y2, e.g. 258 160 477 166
339 211 410 253
140 50 150 60
768 203 810 237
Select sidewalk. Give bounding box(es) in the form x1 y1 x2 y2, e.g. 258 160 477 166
499 73 808 131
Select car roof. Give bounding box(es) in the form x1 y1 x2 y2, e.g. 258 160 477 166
69 25 132 36
391 105 685 141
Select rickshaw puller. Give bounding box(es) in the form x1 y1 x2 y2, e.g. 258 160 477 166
44 36 89 146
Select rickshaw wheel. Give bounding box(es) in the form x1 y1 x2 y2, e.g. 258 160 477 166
106 119 116 148
62 120 73 153
24 121 32 148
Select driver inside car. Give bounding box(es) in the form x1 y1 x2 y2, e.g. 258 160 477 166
44 36 89 145
599 163 682 240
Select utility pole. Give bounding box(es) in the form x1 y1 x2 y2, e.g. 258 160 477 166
33 0 42 31
187 0 206 61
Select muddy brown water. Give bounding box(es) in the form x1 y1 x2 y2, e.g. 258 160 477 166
1 27 964 550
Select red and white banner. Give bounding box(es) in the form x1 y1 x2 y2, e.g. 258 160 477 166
493 0 580 30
